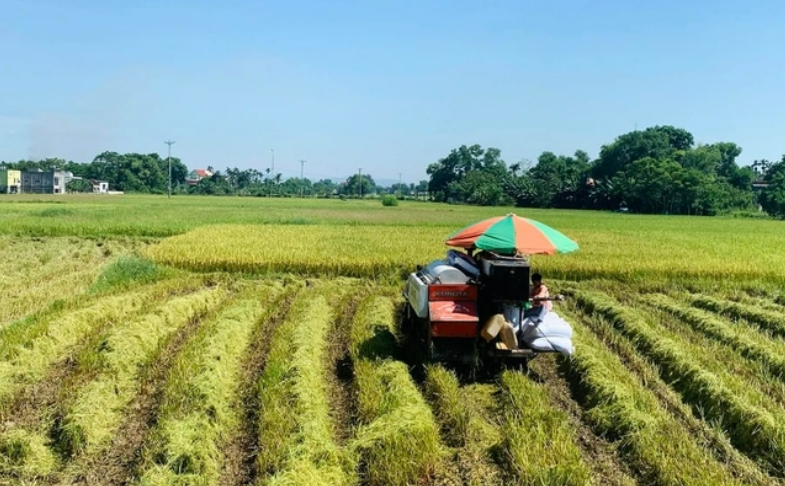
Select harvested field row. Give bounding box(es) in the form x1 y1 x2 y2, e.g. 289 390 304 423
643 293 785 382
0 276 211 411
556 299 755 486
572 289 785 476
0 285 228 482
256 282 354 486
688 294 785 339
349 296 445 486
136 283 287 486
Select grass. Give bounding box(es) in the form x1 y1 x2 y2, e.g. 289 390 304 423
89 255 174 294
256 281 354 486
349 296 445 486
137 283 286 486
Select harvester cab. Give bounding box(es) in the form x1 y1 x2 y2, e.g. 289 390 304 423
402 249 575 371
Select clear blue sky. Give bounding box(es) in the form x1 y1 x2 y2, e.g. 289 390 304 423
1 0 784 183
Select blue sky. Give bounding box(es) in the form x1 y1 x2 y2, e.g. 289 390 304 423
1 0 784 183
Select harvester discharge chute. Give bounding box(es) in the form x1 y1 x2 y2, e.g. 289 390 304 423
402 214 579 373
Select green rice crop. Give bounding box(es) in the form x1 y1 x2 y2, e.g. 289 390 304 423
137 283 286 486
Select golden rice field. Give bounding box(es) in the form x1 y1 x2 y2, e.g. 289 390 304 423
3 194 785 486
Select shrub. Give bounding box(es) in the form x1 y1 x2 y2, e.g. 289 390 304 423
380 195 398 207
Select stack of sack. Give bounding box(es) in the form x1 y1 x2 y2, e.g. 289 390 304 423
502 304 575 356
519 311 575 356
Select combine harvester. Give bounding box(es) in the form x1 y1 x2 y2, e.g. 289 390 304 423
403 214 579 374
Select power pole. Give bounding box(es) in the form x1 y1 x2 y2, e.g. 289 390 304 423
398 172 402 197
358 168 363 198
299 159 306 197
165 140 175 198
270 149 275 197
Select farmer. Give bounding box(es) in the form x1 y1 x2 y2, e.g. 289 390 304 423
525 273 552 318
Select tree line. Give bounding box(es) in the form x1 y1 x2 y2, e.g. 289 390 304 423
427 125 785 217
1 153 429 198
4 124 785 217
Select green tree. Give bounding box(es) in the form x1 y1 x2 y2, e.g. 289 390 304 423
340 173 375 196
593 126 694 181
761 161 785 218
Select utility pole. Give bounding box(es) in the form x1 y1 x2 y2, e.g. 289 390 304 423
398 172 402 197
270 149 275 197
165 140 175 198
358 168 363 198
299 159 306 198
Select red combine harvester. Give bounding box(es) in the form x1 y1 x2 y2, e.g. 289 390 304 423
403 214 577 372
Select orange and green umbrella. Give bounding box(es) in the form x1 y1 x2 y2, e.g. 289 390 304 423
445 213 579 255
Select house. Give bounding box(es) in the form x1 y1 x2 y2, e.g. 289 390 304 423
21 170 70 194
186 168 213 186
90 179 109 194
0 167 21 194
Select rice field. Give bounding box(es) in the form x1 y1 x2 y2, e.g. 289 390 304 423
3 195 785 486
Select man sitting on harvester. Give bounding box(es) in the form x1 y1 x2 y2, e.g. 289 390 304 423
526 272 552 318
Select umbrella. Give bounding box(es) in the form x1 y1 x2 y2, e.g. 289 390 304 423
445 213 579 255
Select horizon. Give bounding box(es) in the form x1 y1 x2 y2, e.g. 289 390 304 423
2 0 784 181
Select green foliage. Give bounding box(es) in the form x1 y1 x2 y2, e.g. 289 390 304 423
89 256 168 294
760 161 785 218
380 195 398 206
426 126 758 215
427 144 507 204
340 173 376 197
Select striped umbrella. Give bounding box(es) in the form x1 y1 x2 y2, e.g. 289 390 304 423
445 213 579 255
